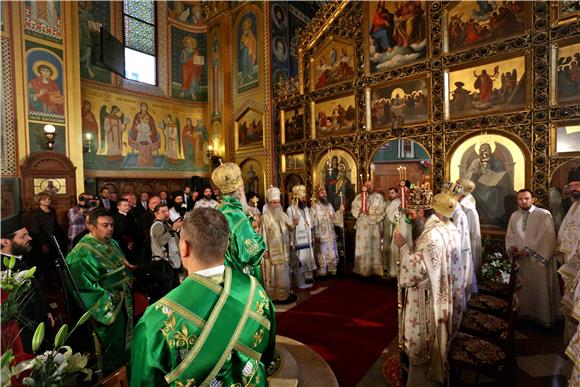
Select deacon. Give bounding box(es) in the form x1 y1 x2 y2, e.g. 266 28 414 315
261 186 294 302
66 208 134 372
212 163 266 282
432 191 464 336
352 180 386 277
194 186 218 209
505 189 561 327
383 187 413 278
393 186 452 386
287 185 317 288
131 208 276 386
457 177 482 287
556 167 580 349
311 184 344 277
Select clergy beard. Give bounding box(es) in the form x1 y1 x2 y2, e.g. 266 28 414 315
571 190 580 200
11 243 32 256
204 194 212 200
298 200 306 209
319 197 328 205
267 206 287 224
411 217 425 241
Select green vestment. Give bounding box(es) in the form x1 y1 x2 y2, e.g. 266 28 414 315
66 234 134 371
130 266 276 387
218 197 267 282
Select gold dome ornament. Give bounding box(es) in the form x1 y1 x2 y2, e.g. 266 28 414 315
432 191 458 218
211 162 244 194
266 186 281 201
405 186 433 210
292 185 307 199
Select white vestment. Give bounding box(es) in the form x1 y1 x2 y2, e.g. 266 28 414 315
383 198 413 278
442 218 464 336
451 204 475 297
312 201 343 276
286 205 317 287
352 192 386 277
399 215 453 385
505 205 561 327
459 193 481 289
261 209 293 301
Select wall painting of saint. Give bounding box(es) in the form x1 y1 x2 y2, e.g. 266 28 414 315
171 27 208 102
443 1 529 53
236 10 260 94
311 38 355 90
369 75 430 130
26 48 65 123
24 0 62 43
446 53 529 120
313 95 357 139
366 1 428 73
167 1 206 27
282 106 304 144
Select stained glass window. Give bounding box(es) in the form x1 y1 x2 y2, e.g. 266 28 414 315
123 0 156 85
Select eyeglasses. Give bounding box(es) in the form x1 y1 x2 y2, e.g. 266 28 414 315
97 223 114 228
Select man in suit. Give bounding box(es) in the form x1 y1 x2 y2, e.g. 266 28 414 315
113 198 138 265
183 185 195 211
99 186 116 211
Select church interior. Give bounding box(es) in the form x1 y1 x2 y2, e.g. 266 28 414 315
1 0 580 386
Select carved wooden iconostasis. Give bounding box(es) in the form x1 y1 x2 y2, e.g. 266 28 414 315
273 1 580 235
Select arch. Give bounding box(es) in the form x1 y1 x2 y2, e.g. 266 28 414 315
313 147 357 211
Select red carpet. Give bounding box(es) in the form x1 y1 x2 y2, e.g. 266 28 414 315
276 276 398 387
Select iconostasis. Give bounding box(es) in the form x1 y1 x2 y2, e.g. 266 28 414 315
273 1 580 234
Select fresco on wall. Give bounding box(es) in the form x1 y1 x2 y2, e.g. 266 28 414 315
367 1 428 73
444 1 528 53
81 89 207 173
171 27 208 102
272 37 288 63
236 109 263 149
236 11 259 93
26 47 65 123
312 38 355 90
29 122 66 154
272 3 288 29
78 0 111 83
240 159 263 198
167 1 206 27
554 41 580 106
24 0 62 43
314 95 357 138
447 54 528 119
370 75 430 130
210 27 221 117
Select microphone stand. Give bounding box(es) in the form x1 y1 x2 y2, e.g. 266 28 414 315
51 235 105 377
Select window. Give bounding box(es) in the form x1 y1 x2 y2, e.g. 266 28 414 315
123 0 156 85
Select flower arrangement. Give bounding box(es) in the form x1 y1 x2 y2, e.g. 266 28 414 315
1 309 94 386
1 256 37 323
481 251 511 284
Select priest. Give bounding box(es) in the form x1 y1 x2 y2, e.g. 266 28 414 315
311 184 344 277
383 186 413 278
456 177 482 287
261 186 295 302
130 207 276 386
212 162 266 282
352 180 386 277
393 186 452 386
505 189 561 327
66 208 134 372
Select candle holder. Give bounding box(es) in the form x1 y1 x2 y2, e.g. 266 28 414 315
43 124 57 150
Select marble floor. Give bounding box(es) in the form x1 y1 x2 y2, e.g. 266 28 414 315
275 278 573 387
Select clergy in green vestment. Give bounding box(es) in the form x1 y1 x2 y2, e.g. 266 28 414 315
66 208 134 373
212 162 267 282
130 207 276 387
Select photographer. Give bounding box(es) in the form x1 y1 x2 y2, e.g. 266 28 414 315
67 193 95 251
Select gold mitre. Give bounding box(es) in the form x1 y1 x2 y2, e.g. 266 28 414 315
292 184 307 199
211 162 244 194
456 177 475 194
432 191 457 218
266 186 281 201
406 186 433 210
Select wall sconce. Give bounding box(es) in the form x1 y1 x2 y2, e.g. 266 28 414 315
206 135 222 166
43 124 57 150
83 133 94 153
